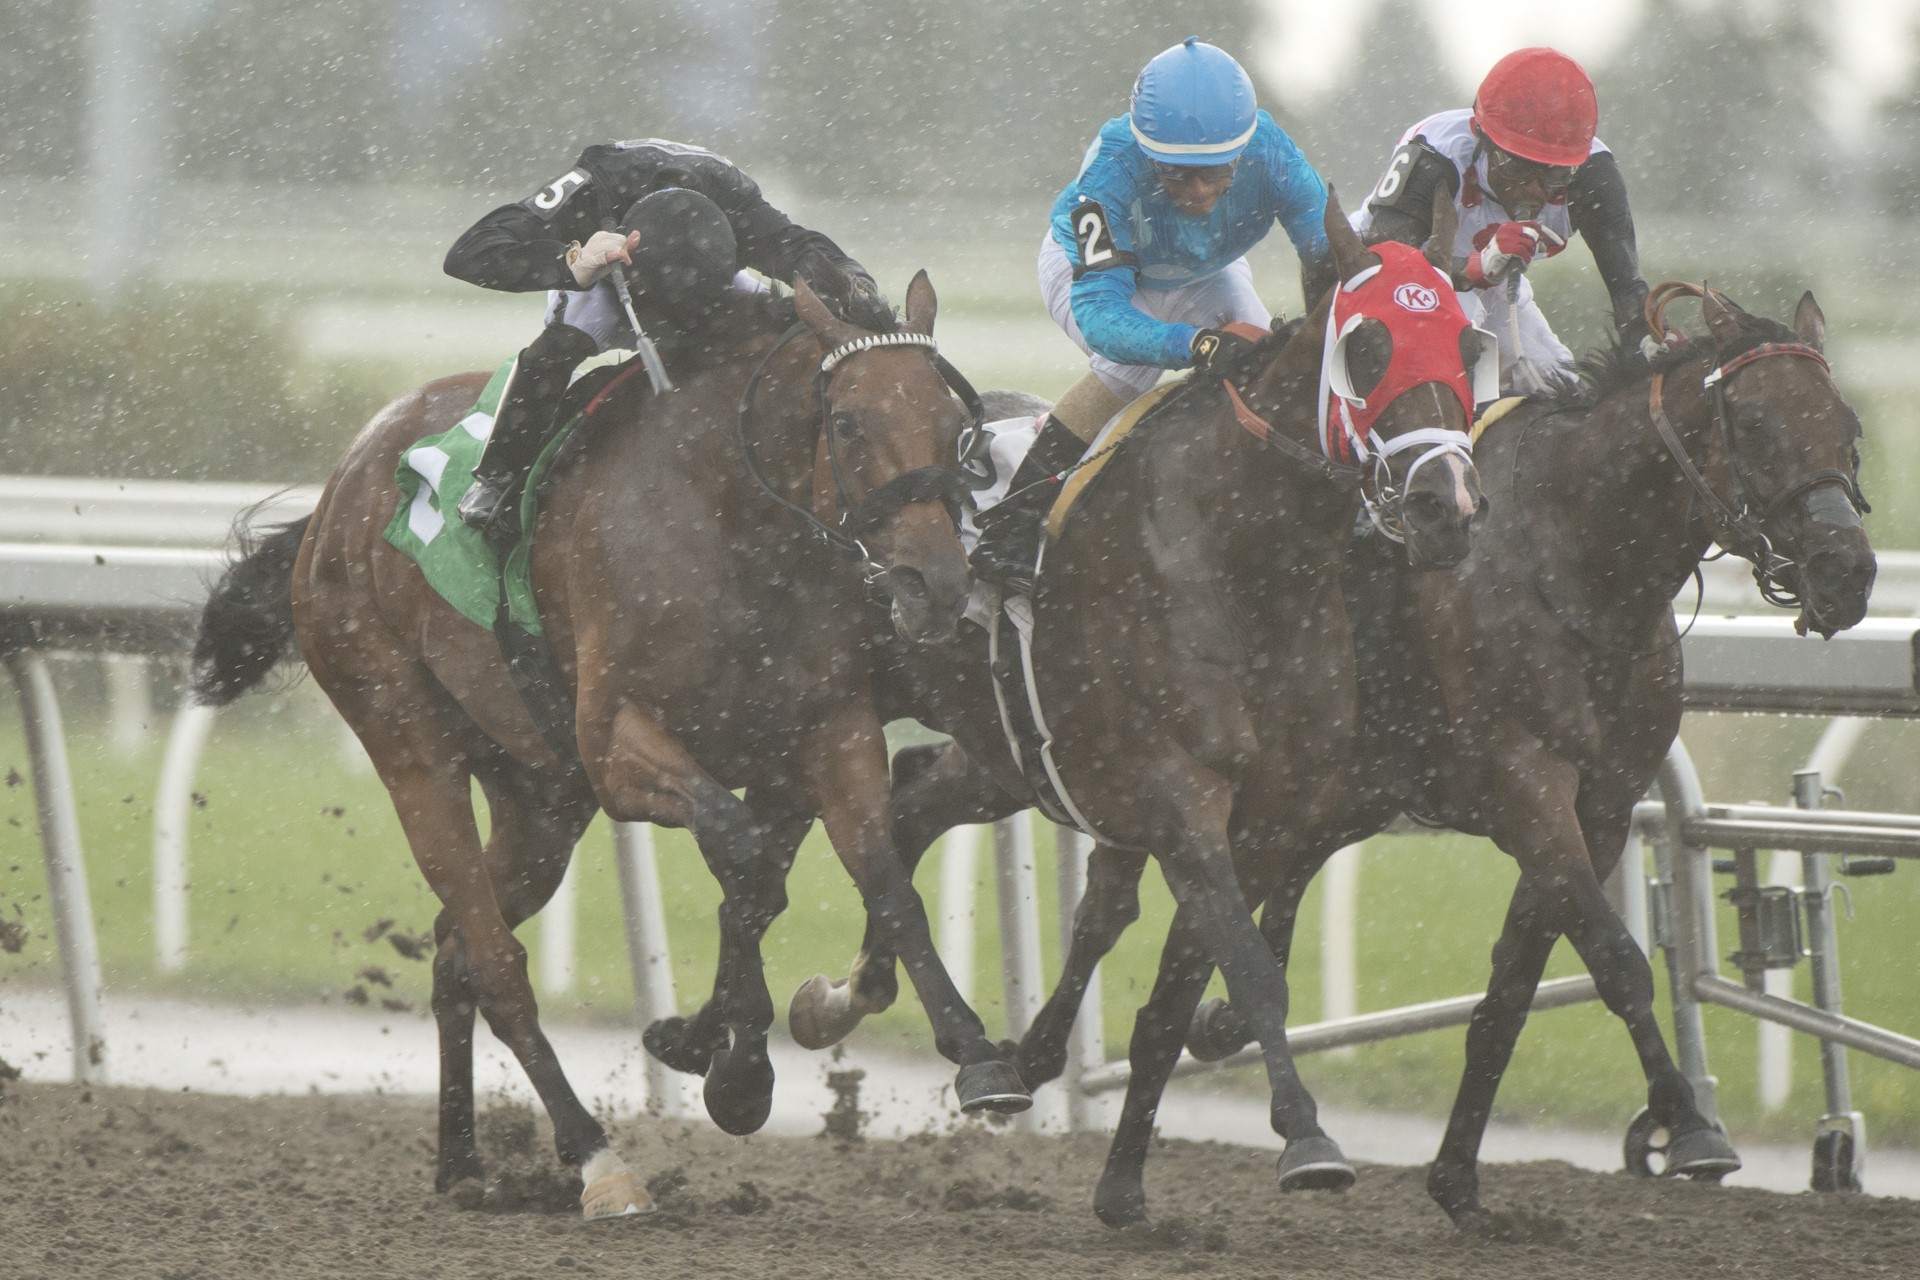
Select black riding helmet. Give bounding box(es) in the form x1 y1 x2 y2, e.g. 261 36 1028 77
616 187 738 323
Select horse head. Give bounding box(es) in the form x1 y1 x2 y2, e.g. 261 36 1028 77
1689 287 1876 635
793 271 974 646
1317 186 1487 568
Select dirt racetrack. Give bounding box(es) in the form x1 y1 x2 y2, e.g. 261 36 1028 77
3 1080 1918 1280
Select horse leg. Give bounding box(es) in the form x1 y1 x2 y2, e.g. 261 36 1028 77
1015 843 1148 1087
431 757 601 1195
1568 789 1738 1172
1092 909 1214 1227
1153 803 1353 1191
790 738 1024 1051
1425 882 1561 1226
1186 862 1315 1063
587 703 786 1136
800 707 1029 1113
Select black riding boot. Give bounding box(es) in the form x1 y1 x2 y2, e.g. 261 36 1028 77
970 414 1088 594
456 323 600 545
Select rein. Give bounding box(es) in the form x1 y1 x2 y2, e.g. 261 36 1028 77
735 322 981 577
1642 282 1868 612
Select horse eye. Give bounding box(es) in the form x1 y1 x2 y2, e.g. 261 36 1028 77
833 413 862 440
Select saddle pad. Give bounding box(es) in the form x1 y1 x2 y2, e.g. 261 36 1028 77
381 353 638 635
1469 395 1529 448
1044 381 1181 541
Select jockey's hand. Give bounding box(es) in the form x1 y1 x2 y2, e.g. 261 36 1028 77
566 230 641 288
1190 327 1254 374
1462 221 1566 291
795 257 893 331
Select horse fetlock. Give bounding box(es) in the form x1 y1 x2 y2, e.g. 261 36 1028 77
579 1147 654 1221
643 1014 727 1075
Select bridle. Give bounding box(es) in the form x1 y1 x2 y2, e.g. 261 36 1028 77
737 321 983 581
1643 282 1868 611
1220 278 1479 545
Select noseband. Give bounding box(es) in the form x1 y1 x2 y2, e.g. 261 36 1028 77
1647 333 1868 611
737 321 981 578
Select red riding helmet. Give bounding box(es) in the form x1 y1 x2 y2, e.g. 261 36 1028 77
1471 47 1597 168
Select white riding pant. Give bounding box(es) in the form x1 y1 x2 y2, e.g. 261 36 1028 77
1038 235 1268 401
543 270 771 355
1456 275 1576 395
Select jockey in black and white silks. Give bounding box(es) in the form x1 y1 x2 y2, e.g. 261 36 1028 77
441 138 889 538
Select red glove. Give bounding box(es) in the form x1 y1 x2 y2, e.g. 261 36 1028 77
1462 221 1566 291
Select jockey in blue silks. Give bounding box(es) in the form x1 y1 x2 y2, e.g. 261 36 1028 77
972 37 1338 591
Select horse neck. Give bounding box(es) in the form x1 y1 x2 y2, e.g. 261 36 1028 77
749 335 832 512
1138 340 1355 598
1530 358 1723 618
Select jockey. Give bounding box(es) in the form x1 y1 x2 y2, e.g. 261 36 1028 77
1353 47 1648 395
971 37 1336 591
443 138 889 538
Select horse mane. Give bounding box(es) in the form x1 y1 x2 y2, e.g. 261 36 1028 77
1531 306 1806 415
651 284 903 384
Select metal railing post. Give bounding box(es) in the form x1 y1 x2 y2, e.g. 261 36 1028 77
995 814 1065 1132
1795 768 1866 1185
539 856 578 996
153 699 216 973
612 822 682 1116
1655 739 1722 1126
7 651 108 1082
939 825 982 1007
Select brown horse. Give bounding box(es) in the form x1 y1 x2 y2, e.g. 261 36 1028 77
792 191 1489 1224
191 275 1032 1221
982 284 1877 1229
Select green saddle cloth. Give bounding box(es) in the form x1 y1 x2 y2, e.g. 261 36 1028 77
380 359 588 637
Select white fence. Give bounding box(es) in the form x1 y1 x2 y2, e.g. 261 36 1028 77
6 475 1920 1183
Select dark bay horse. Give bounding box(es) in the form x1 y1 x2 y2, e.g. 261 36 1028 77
987 283 1878 1230
192 275 1031 1220
793 192 1490 1224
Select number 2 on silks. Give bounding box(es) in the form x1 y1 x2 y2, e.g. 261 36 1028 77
1074 202 1117 269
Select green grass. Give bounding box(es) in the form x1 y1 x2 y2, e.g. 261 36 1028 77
4 678 1920 1148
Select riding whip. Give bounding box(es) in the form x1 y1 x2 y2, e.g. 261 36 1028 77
610 263 676 395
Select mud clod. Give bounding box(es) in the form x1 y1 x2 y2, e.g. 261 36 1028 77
821 1068 867 1144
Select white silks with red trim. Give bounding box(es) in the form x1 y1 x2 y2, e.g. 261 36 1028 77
1317 240 1499 466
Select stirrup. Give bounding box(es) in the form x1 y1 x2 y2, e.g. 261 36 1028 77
456 476 509 530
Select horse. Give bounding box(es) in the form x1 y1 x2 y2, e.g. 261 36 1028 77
790 189 1491 1225
964 282 1878 1231
190 274 1035 1221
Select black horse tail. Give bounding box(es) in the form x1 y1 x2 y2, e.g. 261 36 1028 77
191 514 311 706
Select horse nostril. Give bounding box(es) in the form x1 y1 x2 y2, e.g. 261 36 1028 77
891 568 930 602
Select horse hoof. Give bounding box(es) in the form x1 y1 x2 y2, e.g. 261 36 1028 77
955 1059 1031 1114
643 1015 720 1076
581 1169 654 1221
703 1045 776 1136
1277 1136 1356 1192
1186 997 1251 1063
788 975 868 1051
1667 1126 1742 1180
1092 1181 1147 1229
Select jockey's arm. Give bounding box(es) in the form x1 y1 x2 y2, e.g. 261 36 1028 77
1567 151 1649 339
1066 245 1198 369
444 201 582 293
1262 134 1337 310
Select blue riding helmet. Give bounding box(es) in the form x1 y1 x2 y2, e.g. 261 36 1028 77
1129 37 1259 167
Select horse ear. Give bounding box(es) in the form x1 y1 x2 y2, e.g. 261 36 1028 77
1422 184 1457 275
904 269 937 336
1701 287 1746 350
1793 290 1827 353
1323 185 1378 284
793 277 863 347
